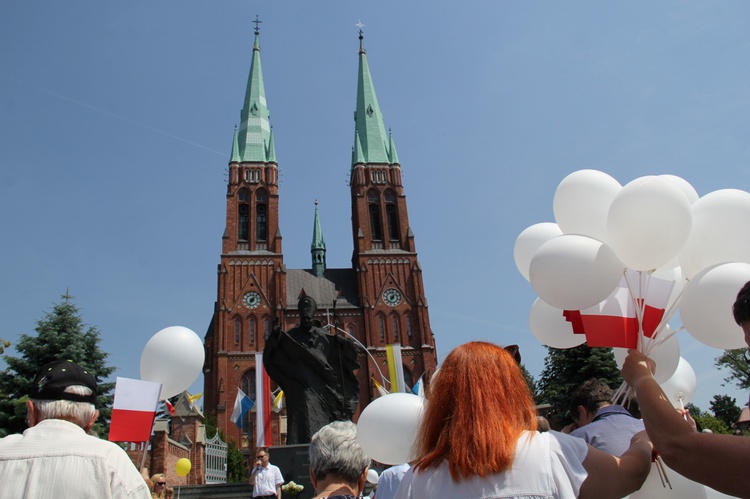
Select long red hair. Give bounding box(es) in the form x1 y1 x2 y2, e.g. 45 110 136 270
413 341 538 481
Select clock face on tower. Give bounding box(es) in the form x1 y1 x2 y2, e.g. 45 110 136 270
243 291 261 309
383 288 402 307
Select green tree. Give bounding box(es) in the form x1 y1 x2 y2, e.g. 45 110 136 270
0 293 115 437
715 349 750 390
536 345 622 423
693 413 731 435
519 363 538 399
710 394 742 429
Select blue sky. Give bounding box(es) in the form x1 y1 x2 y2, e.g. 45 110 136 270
2 1 749 411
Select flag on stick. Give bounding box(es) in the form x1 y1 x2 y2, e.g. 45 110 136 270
187 392 203 411
373 378 389 397
164 400 175 416
272 390 284 413
411 375 425 398
566 272 674 349
255 352 272 446
109 377 161 442
386 344 406 393
230 388 254 430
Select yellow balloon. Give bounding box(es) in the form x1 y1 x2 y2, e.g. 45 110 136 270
176 458 191 477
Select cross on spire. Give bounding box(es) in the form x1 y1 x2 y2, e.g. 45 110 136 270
253 15 262 34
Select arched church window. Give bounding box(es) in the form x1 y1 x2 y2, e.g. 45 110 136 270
249 317 255 345
385 190 399 241
369 205 382 241
403 366 414 391
378 316 385 342
234 318 241 344
264 318 270 341
406 316 413 339
392 315 400 343
256 189 268 241
238 188 250 241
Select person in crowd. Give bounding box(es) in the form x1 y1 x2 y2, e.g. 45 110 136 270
395 341 652 499
164 486 174 499
150 473 167 498
249 446 283 499
565 378 645 456
0 360 151 498
620 279 750 497
309 420 371 499
374 463 410 499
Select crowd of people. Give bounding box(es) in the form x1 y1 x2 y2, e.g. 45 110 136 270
3 281 750 498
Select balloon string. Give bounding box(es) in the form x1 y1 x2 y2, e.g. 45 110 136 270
624 270 647 352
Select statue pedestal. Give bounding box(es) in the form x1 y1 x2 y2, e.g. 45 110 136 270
271 444 313 499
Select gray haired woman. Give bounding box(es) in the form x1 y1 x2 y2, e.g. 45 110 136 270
309 421 371 499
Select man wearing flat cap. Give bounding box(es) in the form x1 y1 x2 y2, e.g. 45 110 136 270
0 360 151 498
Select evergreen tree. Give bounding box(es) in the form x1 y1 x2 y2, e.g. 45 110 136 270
0 293 115 437
715 349 750 391
536 344 622 424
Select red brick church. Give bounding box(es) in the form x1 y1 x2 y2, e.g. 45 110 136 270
203 25 438 453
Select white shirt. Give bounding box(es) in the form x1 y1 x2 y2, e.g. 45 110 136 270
0 419 151 499
375 463 410 499
252 463 283 497
394 431 588 499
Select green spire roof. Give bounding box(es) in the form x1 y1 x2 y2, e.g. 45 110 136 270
311 201 326 251
352 129 366 165
230 126 240 162
353 30 390 165
267 125 277 163
238 30 272 162
388 129 399 164
311 201 326 277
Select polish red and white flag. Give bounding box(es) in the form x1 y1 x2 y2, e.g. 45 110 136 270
565 272 674 349
108 377 162 443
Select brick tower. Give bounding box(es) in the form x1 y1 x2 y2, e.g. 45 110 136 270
203 26 438 454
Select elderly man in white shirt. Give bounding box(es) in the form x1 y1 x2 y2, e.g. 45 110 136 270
0 360 151 499
249 447 284 499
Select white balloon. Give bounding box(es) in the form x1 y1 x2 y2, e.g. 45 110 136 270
529 298 585 349
660 174 699 204
678 189 750 279
658 357 696 408
630 461 707 499
140 326 205 399
366 468 379 484
613 328 680 384
514 223 563 282
356 393 424 465
680 262 750 349
529 235 623 310
607 176 693 271
553 169 622 244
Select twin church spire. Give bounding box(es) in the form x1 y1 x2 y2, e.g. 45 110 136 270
231 23 399 269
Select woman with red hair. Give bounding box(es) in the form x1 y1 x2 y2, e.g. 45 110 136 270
395 342 652 499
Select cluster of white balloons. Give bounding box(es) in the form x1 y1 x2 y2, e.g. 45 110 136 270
515 169 750 406
140 326 205 400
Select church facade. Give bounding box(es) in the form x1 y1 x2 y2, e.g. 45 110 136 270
203 27 438 451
